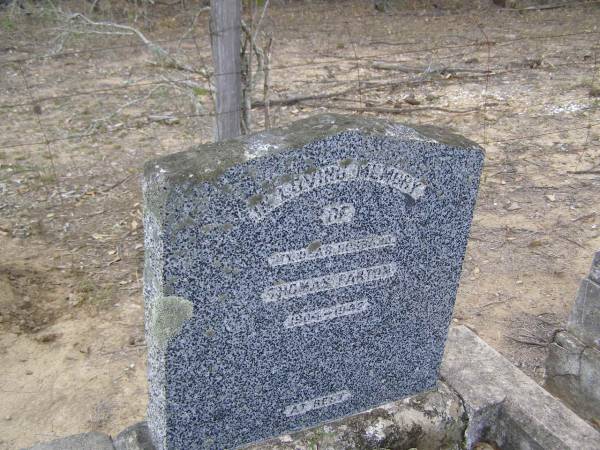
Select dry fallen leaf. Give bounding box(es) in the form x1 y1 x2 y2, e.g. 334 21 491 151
528 240 544 248
108 257 121 266
34 332 61 344
404 94 421 105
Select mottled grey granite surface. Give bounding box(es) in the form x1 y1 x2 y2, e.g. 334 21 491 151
143 114 484 450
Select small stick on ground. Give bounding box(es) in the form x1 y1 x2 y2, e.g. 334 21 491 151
371 61 494 75
317 104 481 115
507 336 547 347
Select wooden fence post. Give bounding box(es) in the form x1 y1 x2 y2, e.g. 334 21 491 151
210 0 242 141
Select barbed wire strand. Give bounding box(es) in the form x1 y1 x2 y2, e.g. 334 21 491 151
0 2 598 159
1 40 597 111
1 93 599 152
3 23 599 72
16 63 63 201
4 0 598 66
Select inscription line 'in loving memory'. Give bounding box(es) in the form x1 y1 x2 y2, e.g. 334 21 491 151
248 161 427 221
268 234 398 267
261 263 397 303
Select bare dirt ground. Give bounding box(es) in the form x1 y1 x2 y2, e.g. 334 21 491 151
0 0 599 448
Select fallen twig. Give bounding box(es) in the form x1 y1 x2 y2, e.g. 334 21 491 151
252 87 356 108
515 3 583 11
316 104 481 115
558 234 587 249
507 336 547 347
477 300 506 310
371 61 494 75
572 212 597 222
567 170 600 174
253 69 501 109
102 173 135 194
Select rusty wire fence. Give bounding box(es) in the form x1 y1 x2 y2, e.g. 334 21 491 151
0 2 598 297
0 0 598 290
1 1 599 150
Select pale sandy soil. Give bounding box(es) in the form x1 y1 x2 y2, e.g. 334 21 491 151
0 0 599 448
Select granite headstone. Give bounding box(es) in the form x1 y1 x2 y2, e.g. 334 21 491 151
143 114 484 449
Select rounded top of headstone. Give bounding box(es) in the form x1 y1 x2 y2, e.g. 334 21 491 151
143 114 483 188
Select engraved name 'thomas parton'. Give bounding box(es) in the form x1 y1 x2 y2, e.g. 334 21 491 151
143 114 484 450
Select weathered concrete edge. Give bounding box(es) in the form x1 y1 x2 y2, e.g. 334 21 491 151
441 325 600 450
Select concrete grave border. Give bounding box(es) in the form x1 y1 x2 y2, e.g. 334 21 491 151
442 326 600 450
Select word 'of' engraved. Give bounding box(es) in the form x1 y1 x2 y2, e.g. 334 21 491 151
268 234 397 267
248 161 426 221
284 390 352 417
321 203 355 225
284 299 370 329
261 263 397 303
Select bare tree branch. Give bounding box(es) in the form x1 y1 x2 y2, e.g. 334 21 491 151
240 0 271 134
263 35 273 128
65 13 206 75
252 0 271 43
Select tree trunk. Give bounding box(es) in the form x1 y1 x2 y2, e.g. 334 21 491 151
210 0 242 141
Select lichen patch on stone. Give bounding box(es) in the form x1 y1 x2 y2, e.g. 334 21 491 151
150 296 194 351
